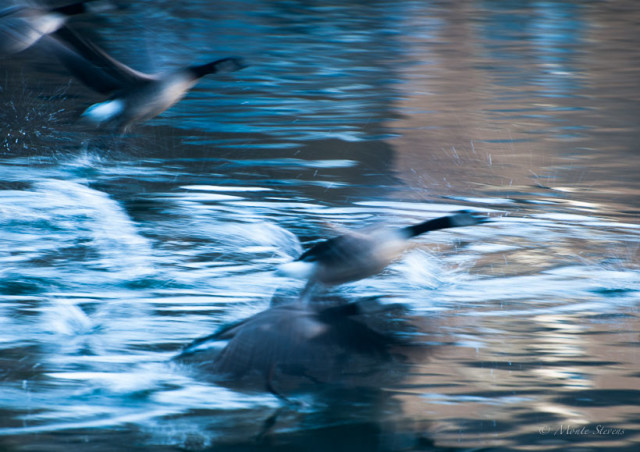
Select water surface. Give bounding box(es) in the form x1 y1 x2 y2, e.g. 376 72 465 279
1 0 639 450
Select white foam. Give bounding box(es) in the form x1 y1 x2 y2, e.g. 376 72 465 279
276 260 315 280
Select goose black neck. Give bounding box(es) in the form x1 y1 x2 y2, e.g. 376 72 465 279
402 216 455 238
52 1 89 16
188 57 245 79
187 57 238 79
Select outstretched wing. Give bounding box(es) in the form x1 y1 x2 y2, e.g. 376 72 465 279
0 5 64 55
43 25 154 94
297 233 368 266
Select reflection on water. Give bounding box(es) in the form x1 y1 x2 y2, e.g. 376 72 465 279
1 0 639 451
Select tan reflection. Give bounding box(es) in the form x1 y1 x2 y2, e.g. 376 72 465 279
389 309 640 449
387 1 640 221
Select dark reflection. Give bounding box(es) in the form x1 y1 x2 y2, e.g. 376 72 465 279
207 418 438 452
176 296 436 400
1 412 438 452
0 344 43 383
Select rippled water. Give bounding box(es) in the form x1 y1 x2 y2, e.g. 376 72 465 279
1 0 639 451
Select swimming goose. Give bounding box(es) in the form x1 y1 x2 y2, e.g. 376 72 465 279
0 1 113 56
41 25 245 131
278 210 486 291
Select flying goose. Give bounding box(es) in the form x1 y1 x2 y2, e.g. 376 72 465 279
41 24 245 131
278 210 486 293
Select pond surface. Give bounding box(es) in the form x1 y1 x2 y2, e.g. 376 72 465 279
1 0 639 450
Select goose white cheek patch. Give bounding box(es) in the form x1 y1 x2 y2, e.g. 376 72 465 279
82 99 124 123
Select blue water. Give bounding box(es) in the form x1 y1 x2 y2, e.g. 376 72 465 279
1 0 639 450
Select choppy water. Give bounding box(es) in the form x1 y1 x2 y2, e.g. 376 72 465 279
1 0 639 451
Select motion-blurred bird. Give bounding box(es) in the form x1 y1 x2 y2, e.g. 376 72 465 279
41 25 245 131
0 0 113 56
278 210 486 294
176 299 432 400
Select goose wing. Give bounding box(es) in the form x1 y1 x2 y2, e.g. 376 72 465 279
44 25 155 94
297 233 370 266
0 5 63 55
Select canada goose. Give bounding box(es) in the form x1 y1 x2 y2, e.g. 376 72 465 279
0 0 113 56
175 299 432 400
278 210 486 292
40 25 245 131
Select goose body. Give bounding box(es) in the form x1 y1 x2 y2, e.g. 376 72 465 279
80 71 199 126
280 228 409 286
